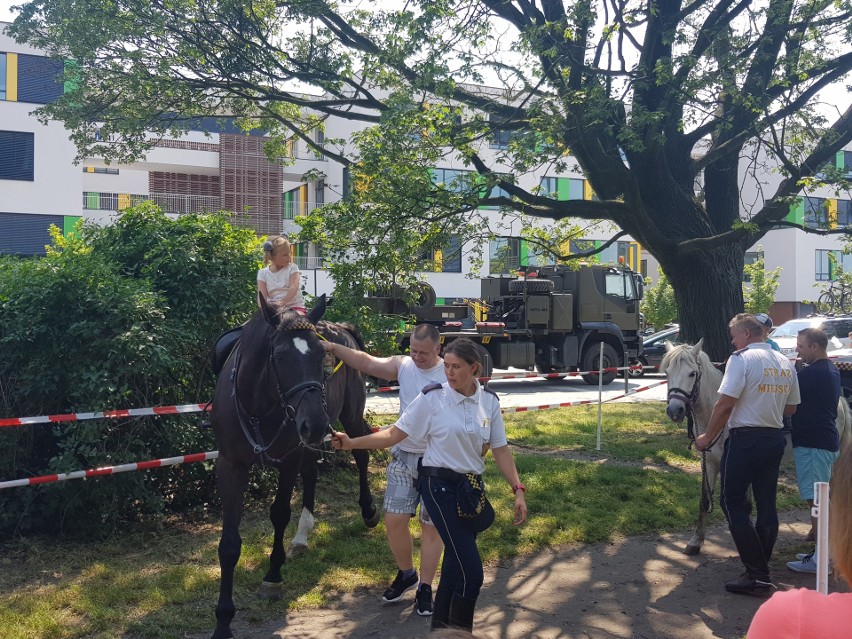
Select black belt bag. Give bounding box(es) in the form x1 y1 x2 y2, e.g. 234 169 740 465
419 464 495 533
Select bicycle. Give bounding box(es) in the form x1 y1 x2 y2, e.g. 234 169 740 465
816 281 852 314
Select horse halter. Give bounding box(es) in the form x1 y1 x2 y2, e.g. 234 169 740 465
667 355 703 442
231 325 328 463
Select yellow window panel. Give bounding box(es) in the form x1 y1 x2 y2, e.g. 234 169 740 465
6 53 18 101
118 193 131 210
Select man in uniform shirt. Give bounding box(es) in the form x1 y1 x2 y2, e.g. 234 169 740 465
696 313 800 596
321 324 445 615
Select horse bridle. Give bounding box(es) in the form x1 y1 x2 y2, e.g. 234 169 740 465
667 356 703 443
230 330 329 464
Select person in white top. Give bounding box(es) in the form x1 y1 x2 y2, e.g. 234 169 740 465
320 324 446 616
332 338 528 633
696 313 800 597
256 236 306 313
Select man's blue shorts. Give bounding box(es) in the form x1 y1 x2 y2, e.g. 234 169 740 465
793 446 839 500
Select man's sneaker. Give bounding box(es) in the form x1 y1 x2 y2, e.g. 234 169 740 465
382 570 419 603
724 573 774 597
415 584 433 616
796 552 813 560
787 552 831 574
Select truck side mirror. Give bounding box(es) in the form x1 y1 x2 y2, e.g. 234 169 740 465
634 274 645 300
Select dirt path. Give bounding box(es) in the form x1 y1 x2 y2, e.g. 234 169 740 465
213 510 845 639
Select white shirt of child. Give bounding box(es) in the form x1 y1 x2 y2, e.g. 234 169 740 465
257 264 304 307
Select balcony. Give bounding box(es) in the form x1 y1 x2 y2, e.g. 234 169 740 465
283 200 324 220
83 192 221 214
295 255 328 271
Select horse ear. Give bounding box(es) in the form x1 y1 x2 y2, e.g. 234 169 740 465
259 292 280 327
308 294 327 325
663 340 674 352
692 338 705 354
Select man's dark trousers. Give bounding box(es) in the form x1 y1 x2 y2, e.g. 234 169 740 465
720 427 786 580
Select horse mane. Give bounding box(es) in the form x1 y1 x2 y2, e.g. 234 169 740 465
659 342 714 375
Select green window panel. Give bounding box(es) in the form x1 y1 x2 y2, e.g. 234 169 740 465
787 198 804 225
63 215 81 236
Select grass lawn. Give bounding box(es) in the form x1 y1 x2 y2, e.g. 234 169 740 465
0 403 804 639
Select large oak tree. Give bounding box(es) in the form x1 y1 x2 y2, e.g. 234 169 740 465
10 0 852 358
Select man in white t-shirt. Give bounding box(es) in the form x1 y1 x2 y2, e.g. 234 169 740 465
320 324 445 616
696 313 800 597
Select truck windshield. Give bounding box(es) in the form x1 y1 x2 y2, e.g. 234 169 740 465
605 270 628 299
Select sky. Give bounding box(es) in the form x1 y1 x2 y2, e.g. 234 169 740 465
1 1 15 23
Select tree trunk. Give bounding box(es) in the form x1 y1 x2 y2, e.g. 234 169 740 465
659 244 745 363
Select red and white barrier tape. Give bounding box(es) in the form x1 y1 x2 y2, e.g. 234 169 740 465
0 451 219 489
1 377 671 489
499 378 668 415
370 365 645 394
0 403 209 429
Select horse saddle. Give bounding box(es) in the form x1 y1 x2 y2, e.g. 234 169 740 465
211 325 244 375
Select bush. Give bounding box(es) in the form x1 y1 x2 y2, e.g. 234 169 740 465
0 204 260 537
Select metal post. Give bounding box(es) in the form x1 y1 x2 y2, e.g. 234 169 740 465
814 481 830 594
624 351 629 393
597 341 604 451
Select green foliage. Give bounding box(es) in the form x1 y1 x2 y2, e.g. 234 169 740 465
743 249 781 314
0 204 260 537
640 268 678 330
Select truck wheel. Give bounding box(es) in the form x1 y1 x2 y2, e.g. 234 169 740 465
581 342 619 385
628 356 646 378
507 279 555 294
476 344 494 381
410 281 437 312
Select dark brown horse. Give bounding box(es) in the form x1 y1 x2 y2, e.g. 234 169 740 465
210 295 379 639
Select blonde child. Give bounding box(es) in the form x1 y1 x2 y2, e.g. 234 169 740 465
257 236 306 314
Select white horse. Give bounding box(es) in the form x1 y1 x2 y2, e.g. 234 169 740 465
659 339 852 555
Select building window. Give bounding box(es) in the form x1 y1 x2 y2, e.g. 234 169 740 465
640 259 648 278
843 151 852 178
569 178 585 200
17 54 64 104
342 168 351 198
0 131 35 181
539 176 558 198
82 166 120 175
315 180 324 207
0 212 64 256
804 197 828 228
743 251 762 282
432 167 474 193
837 200 852 227
489 237 521 274
489 114 512 150
816 249 833 281
0 53 6 101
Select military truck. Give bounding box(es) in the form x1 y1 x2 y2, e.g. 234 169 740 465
379 263 644 385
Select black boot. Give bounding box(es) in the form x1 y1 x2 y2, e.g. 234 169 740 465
448 594 477 632
430 584 452 631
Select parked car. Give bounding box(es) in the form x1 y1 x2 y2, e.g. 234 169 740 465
769 316 852 358
630 325 680 376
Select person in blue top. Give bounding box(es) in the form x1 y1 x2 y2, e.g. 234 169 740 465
755 313 782 352
786 327 841 572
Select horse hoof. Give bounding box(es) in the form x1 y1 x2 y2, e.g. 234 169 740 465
363 507 381 529
287 543 308 558
258 580 283 601
683 544 701 556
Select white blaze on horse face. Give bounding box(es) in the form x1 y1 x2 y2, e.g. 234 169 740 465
293 336 310 355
